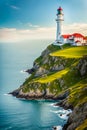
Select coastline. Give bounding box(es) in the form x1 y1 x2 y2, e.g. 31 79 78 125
9 93 72 130
9 91 73 130
9 44 87 130
9 86 87 130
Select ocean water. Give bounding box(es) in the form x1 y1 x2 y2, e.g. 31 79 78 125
0 40 68 130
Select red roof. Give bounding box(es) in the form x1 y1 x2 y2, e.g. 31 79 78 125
62 35 70 39
62 33 86 40
72 33 84 38
58 7 63 11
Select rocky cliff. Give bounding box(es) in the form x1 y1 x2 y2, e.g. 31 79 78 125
10 44 87 130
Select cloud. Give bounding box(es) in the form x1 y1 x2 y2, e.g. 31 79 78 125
63 23 87 35
10 5 20 10
0 27 55 43
27 23 39 28
0 23 87 43
17 21 40 28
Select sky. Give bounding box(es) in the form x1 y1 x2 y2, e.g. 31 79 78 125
0 0 87 42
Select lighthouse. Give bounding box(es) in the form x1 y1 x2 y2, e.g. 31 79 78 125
56 7 64 44
53 7 87 46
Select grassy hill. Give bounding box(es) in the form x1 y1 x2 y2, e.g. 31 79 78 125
50 46 87 58
11 44 87 130
34 68 69 83
20 44 87 99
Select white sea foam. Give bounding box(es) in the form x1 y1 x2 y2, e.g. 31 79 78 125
20 70 26 73
58 113 68 120
49 103 55 106
50 110 59 114
58 109 72 120
4 93 11 96
53 104 59 108
57 110 66 114
4 93 8 95
49 103 59 107
52 125 62 130
50 108 72 120
56 126 62 130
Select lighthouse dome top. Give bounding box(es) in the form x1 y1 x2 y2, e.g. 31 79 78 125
57 7 63 11
57 6 63 15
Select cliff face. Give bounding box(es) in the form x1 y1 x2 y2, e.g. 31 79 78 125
63 102 87 130
10 44 87 130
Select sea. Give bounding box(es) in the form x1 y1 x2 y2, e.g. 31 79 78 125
0 39 71 130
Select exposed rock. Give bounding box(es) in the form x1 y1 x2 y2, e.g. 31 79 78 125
52 64 64 71
43 57 49 64
9 89 20 96
33 62 40 69
77 56 87 76
55 90 70 100
35 67 49 77
58 79 65 87
63 102 87 130
25 68 35 74
46 88 54 97
41 49 50 57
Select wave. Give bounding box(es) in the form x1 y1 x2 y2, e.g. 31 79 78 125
20 70 26 73
4 93 8 95
3 93 11 96
5 126 12 130
58 109 72 120
49 103 59 107
52 126 62 130
58 113 68 120
50 110 59 114
49 103 55 106
50 109 72 120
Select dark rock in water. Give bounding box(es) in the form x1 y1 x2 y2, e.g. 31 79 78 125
25 68 35 74
9 89 19 96
60 114 62 116
67 113 71 117
52 126 58 130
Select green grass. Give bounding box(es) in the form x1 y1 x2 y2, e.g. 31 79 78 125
34 44 61 65
50 46 87 58
35 56 42 64
67 78 87 107
47 44 61 52
76 119 87 130
62 43 71 49
34 68 69 83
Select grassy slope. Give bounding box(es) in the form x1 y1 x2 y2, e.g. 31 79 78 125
23 45 87 106
32 45 87 106
68 78 87 107
50 46 87 58
76 119 87 130
34 68 69 83
24 44 87 129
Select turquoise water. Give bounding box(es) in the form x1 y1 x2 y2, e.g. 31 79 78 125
0 40 67 130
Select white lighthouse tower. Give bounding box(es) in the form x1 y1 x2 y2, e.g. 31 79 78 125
55 7 64 44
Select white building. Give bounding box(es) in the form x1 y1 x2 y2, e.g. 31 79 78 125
54 7 87 46
55 7 64 45
60 33 87 46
